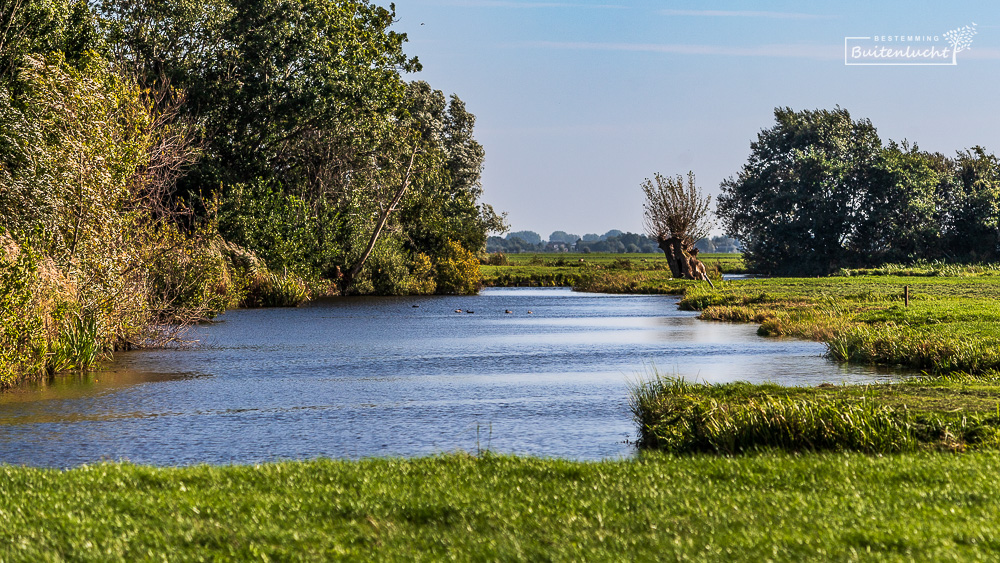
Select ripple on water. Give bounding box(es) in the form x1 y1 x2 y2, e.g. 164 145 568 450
0 288 905 467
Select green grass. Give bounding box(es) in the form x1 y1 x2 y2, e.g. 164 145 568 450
681 274 1000 373
616 269 1000 454
7 453 1000 560
480 252 743 289
630 373 1000 455
500 251 743 270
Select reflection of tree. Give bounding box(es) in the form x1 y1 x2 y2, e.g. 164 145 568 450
944 23 977 64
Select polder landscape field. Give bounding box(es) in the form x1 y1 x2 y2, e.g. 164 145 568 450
481 252 744 289
6 254 1000 560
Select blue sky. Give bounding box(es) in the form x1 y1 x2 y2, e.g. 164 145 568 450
394 1 1000 239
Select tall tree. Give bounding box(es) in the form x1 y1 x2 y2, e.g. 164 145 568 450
101 0 420 197
396 81 505 256
851 142 942 263
941 147 1000 260
1 0 99 78
717 107 881 275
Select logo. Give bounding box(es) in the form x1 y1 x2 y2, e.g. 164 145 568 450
845 23 977 65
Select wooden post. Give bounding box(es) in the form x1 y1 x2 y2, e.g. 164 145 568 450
904 285 909 307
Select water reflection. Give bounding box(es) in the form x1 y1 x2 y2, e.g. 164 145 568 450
0 288 903 467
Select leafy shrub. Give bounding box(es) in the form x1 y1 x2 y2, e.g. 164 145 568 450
0 236 47 385
348 236 411 296
404 252 436 295
217 181 343 281
435 240 481 294
146 230 242 320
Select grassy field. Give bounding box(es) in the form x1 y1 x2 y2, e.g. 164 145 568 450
6 452 1000 560
8 258 1000 559
480 252 744 288
681 270 1000 372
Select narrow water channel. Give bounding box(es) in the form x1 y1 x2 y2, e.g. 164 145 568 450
0 288 900 466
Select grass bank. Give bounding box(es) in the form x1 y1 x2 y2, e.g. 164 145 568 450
6 452 1000 560
680 268 1000 373
627 263 1000 455
631 372 1000 454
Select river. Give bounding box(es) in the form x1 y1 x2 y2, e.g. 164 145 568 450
0 288 899 467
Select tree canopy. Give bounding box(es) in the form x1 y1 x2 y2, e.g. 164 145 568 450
718 107 1000 274
95 0 505 293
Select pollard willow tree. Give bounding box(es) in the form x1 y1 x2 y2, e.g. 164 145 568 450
641 171 713 279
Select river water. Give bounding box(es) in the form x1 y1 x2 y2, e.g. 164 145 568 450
0 288 899 467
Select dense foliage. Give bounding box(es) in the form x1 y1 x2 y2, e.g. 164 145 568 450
0 0 503 385
718 107 1000 275
101 0 503 290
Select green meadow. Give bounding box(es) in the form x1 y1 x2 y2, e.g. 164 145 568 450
480 252 744 288
6 453 1000 561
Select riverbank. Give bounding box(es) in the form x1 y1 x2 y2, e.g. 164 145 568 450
631 371 1000 454
681 269 1000 372
488 256 1000 373
604 262 1000 454
5 452 1000 560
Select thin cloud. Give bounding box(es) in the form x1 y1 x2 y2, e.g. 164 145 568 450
660 9 833 20
438 1 625 8
521 41 840 60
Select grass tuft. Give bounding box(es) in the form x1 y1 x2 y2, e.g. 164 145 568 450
630 369 1000 454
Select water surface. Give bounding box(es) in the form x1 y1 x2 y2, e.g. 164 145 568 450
0 288 899 466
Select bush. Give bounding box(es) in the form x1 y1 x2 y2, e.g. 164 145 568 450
435 240 481 294
482 252 509 266
404 252 436 295
242 268 310 308
146 230 242 320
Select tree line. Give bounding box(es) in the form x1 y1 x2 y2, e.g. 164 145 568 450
487 230 739 254
718 107 1000 275
0 0 501 384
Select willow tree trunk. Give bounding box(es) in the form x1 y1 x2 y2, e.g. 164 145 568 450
658 237 694 279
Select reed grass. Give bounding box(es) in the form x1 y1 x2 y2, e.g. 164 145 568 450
241 268 310 308
47 314 102 373
629 371 1000 454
